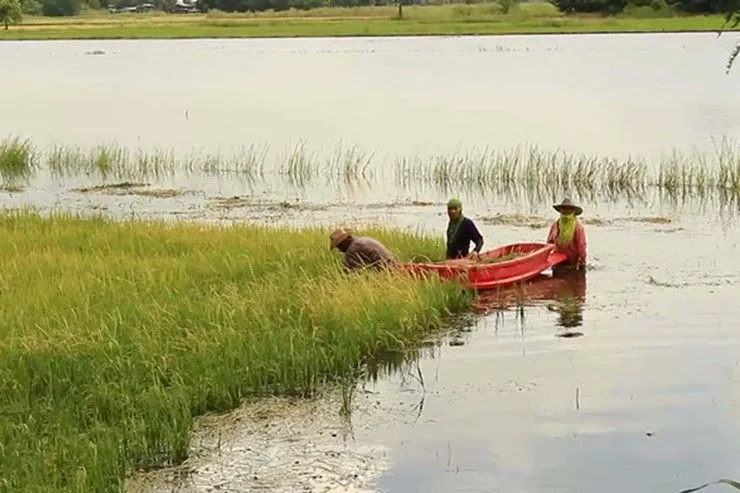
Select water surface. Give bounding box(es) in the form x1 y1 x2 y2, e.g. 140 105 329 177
2 33 740 159
3 32 740 493
125 211 740 493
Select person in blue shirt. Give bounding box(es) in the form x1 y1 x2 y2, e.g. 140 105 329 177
445 197 484 260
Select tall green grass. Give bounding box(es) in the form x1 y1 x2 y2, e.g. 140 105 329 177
0 208 472 492
3 136 740 201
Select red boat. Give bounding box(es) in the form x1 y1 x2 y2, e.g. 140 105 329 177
396 242 568 290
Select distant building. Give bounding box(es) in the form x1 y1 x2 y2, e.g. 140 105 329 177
108 2 155 12
173 0 199 12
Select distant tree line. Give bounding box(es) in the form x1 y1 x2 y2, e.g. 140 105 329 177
7 0 739 16
553 0 739 14
18 0 83 16
14 0 196 15
5 0 740 30
196 0 740 13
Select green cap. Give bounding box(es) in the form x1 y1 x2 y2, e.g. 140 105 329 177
447 198 462 209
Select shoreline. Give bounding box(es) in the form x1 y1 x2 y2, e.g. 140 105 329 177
0 30 733 41
0 14 736 40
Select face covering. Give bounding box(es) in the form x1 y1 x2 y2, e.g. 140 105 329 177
557 212 576 246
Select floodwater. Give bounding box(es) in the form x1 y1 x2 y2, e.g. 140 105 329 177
126 212 740 493
3 32 740 492
2 32 740 159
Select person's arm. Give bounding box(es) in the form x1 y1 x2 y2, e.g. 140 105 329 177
575 222 587 265
546 221 557 244
343 251 359 271
469 219 484 253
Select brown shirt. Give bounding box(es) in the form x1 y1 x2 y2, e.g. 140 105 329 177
343 236 397 271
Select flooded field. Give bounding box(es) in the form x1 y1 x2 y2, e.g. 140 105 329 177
2 32 740 159
3 31 740 492
121 207 740 493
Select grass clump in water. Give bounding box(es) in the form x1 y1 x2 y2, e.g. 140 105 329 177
0 135 36 187
395 144 650 197
47 142 178 182
0 209 472 492
7 135 740 202
658 137 740 198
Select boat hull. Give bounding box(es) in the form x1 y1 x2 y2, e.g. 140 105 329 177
397 242 568 290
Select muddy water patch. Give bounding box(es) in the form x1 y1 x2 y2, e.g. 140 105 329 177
622 215 673 224
363 200 438 209
0 185 25 193
480 213 550 229
72 181 150 192
127 391 411 493
206 195 330 212
645 274 736 289
2 167 740 227
2 181 735 237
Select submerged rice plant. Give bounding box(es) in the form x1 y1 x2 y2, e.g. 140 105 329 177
394 144 651 197
4 135 740 202
280 139 317 188
47 142 178 182
181 142 268 179
324 142 376 186
657 137 740 200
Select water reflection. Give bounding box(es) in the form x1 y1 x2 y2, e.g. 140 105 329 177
338 347 436 440
364 349 419 384
474 271 588 334
338 272 591 436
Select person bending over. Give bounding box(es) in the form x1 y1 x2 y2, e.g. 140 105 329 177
329 228 397 272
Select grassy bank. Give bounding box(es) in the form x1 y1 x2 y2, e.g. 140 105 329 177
0 209 471 492
0 7 735 40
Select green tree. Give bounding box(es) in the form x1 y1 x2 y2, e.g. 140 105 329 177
0 0 22 30
20 0 42 14
41 0 80 16
718 8 740 73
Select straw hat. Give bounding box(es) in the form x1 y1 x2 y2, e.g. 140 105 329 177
553 198 583 216
329 228 352 250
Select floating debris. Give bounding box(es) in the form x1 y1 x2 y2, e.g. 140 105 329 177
481 213 548 229
72 182 181 198
622 216 673 224
73 182 149 193
556 331 584 338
